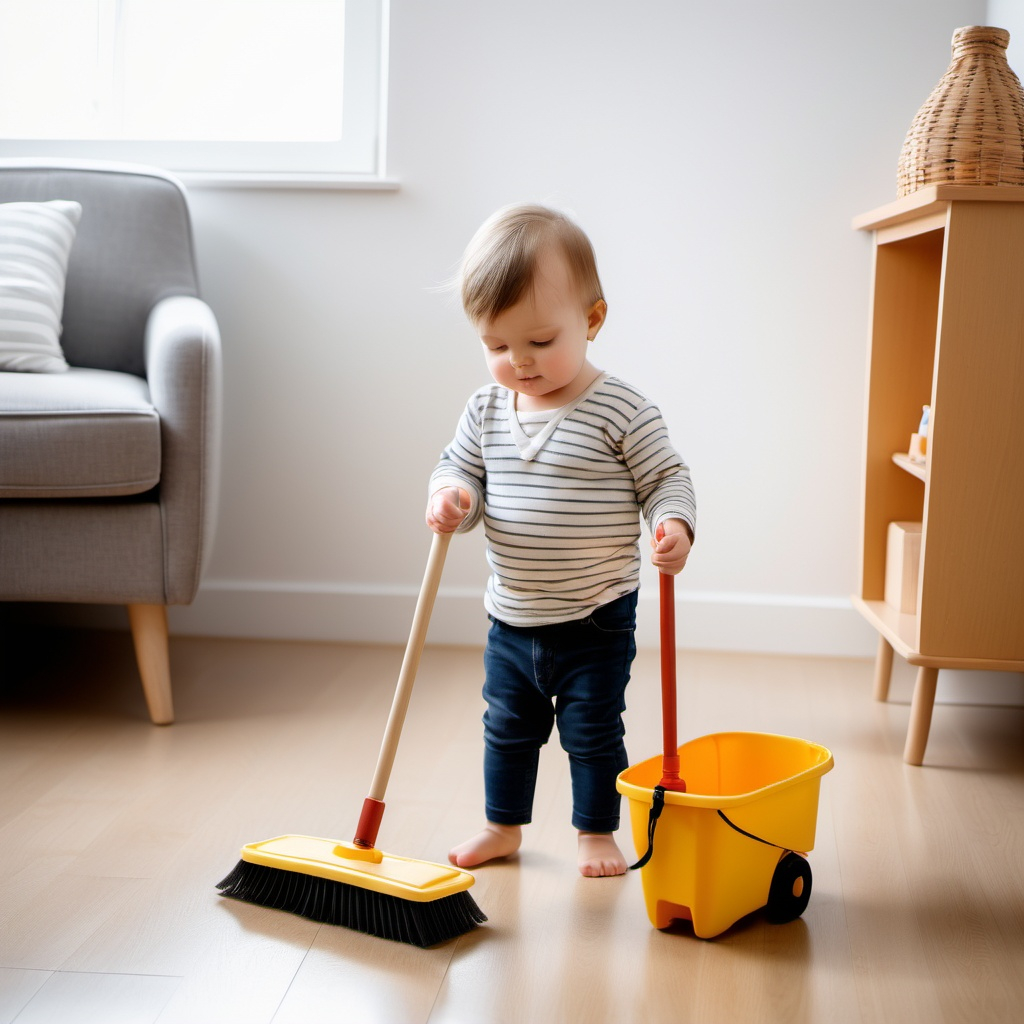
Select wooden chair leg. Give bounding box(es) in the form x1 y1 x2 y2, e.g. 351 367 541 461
128 603 174 725
873 635 894 702
904 665 939 765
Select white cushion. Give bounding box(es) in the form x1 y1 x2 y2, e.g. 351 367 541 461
0 199 82 372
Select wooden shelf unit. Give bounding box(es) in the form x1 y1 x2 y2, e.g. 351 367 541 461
854 185 1024 765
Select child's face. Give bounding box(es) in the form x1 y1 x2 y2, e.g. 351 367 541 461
477 247 606 409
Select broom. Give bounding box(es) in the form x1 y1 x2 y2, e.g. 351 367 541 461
217 531 486 947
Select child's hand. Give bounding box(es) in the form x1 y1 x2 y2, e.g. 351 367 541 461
651 518 692 575
426 486 472 534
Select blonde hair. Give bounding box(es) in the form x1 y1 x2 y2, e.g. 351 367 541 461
459 204 604 325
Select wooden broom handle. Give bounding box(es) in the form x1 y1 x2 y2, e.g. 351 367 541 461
355 531 451 847
370 529 451 798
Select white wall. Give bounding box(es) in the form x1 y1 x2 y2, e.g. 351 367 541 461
166 0 1021 688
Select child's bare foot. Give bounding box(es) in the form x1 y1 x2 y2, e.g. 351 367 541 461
448 823 522 868
578 832 628 877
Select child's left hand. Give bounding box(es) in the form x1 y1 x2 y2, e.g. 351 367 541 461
651 518 692 575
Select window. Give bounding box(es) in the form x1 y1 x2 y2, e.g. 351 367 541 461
0 0 389 181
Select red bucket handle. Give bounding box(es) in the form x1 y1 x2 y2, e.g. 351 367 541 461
656 524 687 793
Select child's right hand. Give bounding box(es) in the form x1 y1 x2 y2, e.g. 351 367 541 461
426 486 472 534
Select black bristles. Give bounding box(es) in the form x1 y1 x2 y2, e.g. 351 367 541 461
216 860 487 948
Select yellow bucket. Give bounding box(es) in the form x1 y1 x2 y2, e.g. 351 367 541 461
616 732 833 939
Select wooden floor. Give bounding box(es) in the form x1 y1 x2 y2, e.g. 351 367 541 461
1 625 1022 1024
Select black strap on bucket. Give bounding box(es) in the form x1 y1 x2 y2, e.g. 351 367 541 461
716 809 788 851
628 786 666 870
629 790 788 871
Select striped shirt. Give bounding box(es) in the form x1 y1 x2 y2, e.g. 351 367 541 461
430 372 696 627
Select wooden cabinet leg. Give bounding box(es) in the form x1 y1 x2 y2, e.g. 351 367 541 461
873 635 895 701
904 665 938 765
128 603 174 725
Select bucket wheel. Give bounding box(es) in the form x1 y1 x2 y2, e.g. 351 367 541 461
765 853 812 923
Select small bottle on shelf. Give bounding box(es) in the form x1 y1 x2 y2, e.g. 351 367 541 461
908 405 929 464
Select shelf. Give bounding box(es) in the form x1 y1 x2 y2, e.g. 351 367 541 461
852 597 919 661
855 191 1024 762
892 452 926 481
853 184 1024 233
852 597 1024 671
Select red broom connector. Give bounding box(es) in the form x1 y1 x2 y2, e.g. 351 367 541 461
353 796 386 849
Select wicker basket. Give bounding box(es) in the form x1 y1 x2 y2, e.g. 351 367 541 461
897 26 1024 197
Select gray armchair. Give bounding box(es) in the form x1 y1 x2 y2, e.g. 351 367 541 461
0 159 221 724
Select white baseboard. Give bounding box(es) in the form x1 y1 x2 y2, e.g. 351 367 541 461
166 580 878 656
8 581 1021 705
165 581 1023 706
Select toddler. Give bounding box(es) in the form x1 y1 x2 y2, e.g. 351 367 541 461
427 204 695 877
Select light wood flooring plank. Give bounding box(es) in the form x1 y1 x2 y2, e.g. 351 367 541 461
0 969 51 1024
0 628 1022 1024
11 972 179 1024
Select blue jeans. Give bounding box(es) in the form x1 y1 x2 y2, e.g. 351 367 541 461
481 590 638 833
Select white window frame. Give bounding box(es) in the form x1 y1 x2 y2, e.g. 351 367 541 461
0 0 393 189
